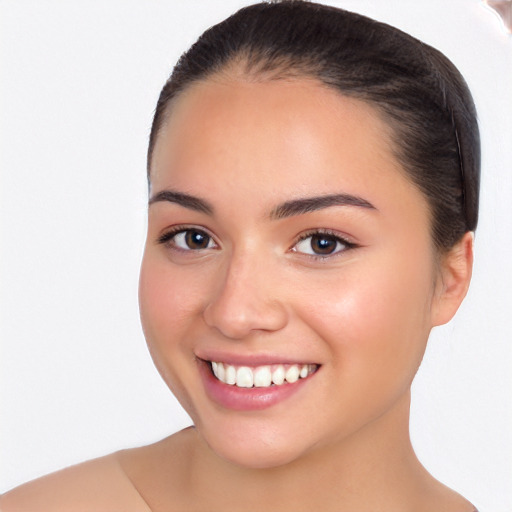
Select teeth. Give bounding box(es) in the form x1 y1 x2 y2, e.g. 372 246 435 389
272 365 285 385
253 366 272 387
210 361 317 388
236 367 253 388
285 365 299 383
217 362 226 382
225 364 236 385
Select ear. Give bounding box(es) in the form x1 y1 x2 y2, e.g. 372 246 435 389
431 231 474 327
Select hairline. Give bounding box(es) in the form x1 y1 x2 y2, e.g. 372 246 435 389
147 59 452 255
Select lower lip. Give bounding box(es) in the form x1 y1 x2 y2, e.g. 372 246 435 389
198 360 315 411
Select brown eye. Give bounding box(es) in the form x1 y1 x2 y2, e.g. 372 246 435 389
183 230 212 249
309 234 339 255
160 228 216 251
293 232 350 257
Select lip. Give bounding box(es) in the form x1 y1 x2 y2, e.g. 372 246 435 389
195 349 316 367
197 358 318 411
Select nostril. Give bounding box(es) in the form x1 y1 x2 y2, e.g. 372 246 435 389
203 296 288 339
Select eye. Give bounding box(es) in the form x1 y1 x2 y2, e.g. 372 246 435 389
158 227 216 251
292 231 352 257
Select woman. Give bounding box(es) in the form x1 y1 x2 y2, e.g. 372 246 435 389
0 1 486 510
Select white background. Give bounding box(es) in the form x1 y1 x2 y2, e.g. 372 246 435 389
1 1 511 510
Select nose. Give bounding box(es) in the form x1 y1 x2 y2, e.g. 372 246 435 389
203 253 289 340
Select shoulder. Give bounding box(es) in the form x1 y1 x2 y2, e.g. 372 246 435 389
0 430 196 512
115 428 197 509
0 453 152 512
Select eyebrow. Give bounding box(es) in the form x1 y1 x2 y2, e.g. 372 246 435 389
269 193 376 220
148 190 214 215
148 189 376 219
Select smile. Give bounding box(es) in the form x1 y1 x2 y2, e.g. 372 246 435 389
198 356 321 411
210 361 319 388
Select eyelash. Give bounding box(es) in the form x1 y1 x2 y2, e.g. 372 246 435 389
290 229 356 260
157 226 356 260
157 225 217 252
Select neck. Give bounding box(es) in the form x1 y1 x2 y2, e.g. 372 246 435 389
188 392 434 511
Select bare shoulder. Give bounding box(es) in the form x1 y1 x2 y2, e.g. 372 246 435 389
115 428 197 510
0 429 196 512
0 453 152 512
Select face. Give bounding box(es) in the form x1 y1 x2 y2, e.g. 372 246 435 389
139 77 442 469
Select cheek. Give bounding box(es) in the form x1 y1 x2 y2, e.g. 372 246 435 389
138 253 200 376
138 252 209 416
297 255 434 386
138 252 206 341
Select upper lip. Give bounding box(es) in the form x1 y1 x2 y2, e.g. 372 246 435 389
195 350 319 367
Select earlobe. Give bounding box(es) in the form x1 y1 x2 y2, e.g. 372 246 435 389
431 231 474 327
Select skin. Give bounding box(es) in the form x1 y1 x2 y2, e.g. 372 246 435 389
0 78 475 512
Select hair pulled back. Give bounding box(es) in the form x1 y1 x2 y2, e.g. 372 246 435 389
148 0 480 251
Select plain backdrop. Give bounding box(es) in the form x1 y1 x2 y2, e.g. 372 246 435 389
1 1 511 510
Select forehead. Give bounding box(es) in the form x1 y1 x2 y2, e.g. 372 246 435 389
150 77 426 221
153 77 394 168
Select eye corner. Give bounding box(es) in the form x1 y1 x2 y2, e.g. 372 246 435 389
156 225 218 252
290 229 357 259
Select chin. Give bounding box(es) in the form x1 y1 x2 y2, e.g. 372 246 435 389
213 440 305 470
196 417 315 470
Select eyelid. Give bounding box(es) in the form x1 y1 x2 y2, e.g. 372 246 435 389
156 225 356 259
290 228 357 258
156 224 219 250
